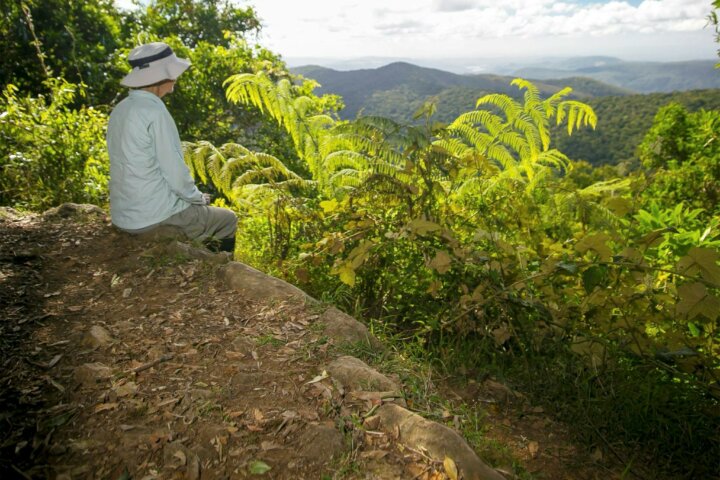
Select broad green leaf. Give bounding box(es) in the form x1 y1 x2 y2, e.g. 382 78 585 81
426 280 442 296
338 265 356 287
407 218 442 235
604 197 632 216
676 282 720 320
319 199 338 213
677 247 720 287
575 233 612 261
249 460 272 475
582 265 608 294
555 262 578 275
347 240 374 269
429 250 452 274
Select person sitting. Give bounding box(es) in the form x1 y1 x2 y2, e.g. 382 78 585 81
106 41 237 253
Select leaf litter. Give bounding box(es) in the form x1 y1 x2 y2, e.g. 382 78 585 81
0 209 477 479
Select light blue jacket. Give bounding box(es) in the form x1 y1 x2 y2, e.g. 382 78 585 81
107 90 203 230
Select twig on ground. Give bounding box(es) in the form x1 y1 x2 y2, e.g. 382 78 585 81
127 353 175 374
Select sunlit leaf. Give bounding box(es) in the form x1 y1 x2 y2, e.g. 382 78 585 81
443 455 459 480
338 265 356 287
604 197 632 216
407 218 442 235
319 199 339 213
575 233 612 261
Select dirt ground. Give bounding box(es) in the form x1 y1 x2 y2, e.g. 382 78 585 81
0 205 627 479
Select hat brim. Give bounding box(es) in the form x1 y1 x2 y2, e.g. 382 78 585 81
120 54 191 88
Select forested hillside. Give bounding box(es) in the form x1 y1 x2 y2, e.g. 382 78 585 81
515 59 720 92
295 63 720 167
293 62 629 121
554 88 720 165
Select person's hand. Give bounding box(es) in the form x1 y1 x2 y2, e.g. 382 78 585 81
202 193 213 205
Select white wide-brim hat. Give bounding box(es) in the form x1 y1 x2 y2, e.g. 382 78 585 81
120 42 191 88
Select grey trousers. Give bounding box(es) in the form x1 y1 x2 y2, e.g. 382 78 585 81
122 205 237 241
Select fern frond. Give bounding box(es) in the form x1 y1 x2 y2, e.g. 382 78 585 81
557 100 597 135
476 93 520 122
512 78 541 110
544 87 573 117
450 110 504 133
536 149 571 172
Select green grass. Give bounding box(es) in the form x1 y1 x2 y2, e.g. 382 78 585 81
255 334 286 347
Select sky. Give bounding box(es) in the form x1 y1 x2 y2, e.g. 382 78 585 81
115 0 718 69
243 0 717 66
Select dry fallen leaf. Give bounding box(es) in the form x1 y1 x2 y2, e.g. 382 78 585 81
173 449 187 466
253 408 264 422
305 370 329 385
94 402 118 413
48 354 63 368
444 456 459 480
113 381 138 398
528 441 540 458
361 450 389 461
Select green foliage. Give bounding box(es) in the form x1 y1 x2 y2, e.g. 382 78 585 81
181 73 720 476
0 0 124 103
638 103 720 214
712 1 720 63
0 79 109 209
124 0 260 48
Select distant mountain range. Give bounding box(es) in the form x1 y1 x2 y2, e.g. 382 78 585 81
291 59 720 166
514 58 720 93
292 58 719 122
293 62 633 122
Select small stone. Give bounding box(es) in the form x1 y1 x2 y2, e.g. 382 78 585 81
320 307 382 349
82 325 114 348
295 423 345 462
326 356 399 392
113 381 138 398
230 335 254 355
75 362 113 386
375 404 505 480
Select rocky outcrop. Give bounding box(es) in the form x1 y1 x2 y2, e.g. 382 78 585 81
220 262 314 303
326 356 399 393
370 404 506 480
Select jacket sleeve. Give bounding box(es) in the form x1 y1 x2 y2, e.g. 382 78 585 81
152 109 204 204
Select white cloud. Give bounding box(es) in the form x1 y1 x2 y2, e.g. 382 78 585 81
241 0 715 61
431 0 478 12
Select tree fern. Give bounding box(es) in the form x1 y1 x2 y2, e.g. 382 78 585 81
442 78 596 190
224 72 333 176
183 140 314 211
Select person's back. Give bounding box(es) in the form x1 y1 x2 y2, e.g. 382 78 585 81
108 90 199 230
107 42 237 253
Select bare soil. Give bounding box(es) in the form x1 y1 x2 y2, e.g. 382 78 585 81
0 206 624 479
